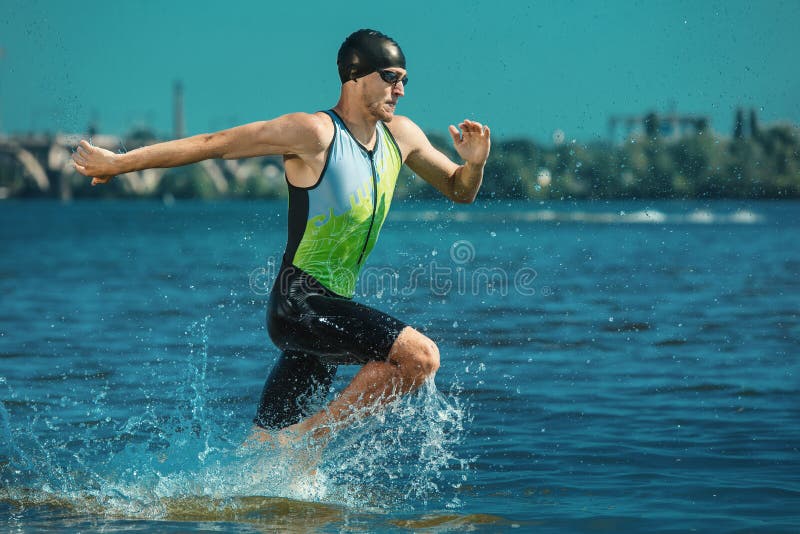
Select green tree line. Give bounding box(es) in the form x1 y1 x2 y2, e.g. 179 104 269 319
2 115 798 200
405 118 798 201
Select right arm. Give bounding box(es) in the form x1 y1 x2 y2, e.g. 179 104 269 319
72 112 328 185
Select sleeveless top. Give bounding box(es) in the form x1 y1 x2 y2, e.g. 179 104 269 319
282 110 403 298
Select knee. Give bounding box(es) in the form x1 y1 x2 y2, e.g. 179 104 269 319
391 329 440 382
423 340 441 376
412 338 440 377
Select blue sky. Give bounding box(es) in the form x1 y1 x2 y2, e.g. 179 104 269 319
2 0 798 142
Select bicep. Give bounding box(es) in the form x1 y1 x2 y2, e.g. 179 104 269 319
220 113 327 160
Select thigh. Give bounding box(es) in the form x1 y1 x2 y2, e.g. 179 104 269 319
270 292 407 365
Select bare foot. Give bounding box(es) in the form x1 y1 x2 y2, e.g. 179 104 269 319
240 425 331 483
241 425 299 451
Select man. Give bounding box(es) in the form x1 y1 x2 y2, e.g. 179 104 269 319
72 29 490 446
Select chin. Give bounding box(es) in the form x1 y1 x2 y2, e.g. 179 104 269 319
371 108 394 122
381 106 398 122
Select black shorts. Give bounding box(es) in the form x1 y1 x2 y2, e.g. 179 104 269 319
254 260 407 429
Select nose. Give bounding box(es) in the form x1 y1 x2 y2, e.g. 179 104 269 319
393 81 405 97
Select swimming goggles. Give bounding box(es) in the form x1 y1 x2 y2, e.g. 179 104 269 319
378 69 408 87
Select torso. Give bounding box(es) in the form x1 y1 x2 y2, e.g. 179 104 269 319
282 110 403 298
285 112 412 188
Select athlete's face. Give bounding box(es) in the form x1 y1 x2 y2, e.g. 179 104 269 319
362 67 406 122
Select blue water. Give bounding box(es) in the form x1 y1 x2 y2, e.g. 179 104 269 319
1 199 798 532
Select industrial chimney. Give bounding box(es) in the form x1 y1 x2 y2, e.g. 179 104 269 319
173 81 184 139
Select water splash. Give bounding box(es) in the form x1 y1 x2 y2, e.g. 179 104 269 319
0 321 471 521
322 378 471 512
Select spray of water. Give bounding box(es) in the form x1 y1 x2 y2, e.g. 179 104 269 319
0 317 471 520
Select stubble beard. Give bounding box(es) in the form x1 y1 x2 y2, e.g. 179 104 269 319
365 95 395 123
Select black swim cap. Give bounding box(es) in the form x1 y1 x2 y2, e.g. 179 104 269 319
337 29 406 84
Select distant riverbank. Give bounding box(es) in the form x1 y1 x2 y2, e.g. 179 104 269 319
2 119 798 201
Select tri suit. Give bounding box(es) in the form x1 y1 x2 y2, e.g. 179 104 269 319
254 110 408 429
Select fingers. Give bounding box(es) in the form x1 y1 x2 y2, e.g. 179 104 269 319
450 121 486 139
73 149 86 165
448 124 461 143
72 139 112 184
72 139 90 167
72 152 87 172
460 119 482 133
457 119 490 136
451 119 492 166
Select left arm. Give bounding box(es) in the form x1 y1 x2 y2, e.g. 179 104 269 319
388 116 491 204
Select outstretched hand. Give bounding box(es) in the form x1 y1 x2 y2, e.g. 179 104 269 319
449 119 491 166
72 140 118 185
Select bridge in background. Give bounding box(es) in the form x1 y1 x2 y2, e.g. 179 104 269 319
0 133 284 200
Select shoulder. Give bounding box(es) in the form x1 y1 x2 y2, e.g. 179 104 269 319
385 114 423 138
260 111 335 156
385 115 427 156
283 111 334 142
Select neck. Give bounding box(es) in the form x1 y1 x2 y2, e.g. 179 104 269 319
332 97 378 149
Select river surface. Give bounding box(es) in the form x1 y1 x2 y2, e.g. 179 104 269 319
1 199 798 532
